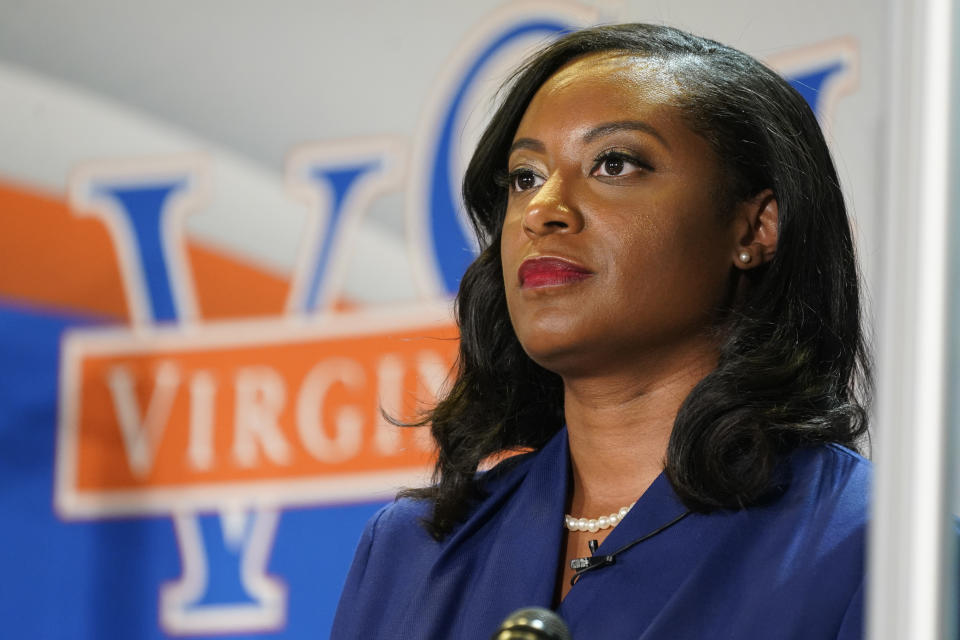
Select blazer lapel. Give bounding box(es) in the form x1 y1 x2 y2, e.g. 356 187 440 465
556 471 689 626
400 428 571 639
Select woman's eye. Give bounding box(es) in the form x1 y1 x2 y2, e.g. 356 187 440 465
601 156 625 175
591 153 644 178
509 169 544 192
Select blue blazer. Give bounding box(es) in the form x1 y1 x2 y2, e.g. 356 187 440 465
332 428 870 639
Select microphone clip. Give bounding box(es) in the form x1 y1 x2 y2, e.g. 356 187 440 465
569 553 615 584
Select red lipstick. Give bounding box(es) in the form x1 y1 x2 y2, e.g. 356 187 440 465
518 257 593 289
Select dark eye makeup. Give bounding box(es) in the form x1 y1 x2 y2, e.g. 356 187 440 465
495 148 652 193
590 150 651 177
493 167 544 193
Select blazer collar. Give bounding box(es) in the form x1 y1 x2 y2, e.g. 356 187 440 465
400 426 688 637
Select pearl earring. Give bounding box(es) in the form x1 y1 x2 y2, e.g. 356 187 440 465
739 251 752 264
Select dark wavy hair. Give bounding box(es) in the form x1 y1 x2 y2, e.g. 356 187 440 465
402 23 871 540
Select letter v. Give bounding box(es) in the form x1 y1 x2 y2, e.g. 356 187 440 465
69 155 207 326
285 137 406 314
106 361 181 478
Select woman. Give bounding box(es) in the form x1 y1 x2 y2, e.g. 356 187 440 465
333 23 870 639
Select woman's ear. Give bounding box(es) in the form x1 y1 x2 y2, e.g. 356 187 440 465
732 188 778 270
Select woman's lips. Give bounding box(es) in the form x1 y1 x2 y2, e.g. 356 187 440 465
518 257 594 289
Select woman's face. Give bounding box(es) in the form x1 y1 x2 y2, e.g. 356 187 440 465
500 52 742 378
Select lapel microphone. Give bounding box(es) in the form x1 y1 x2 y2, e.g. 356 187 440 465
569 511 692 585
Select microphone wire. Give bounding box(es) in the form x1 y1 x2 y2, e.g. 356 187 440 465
569 511 691 586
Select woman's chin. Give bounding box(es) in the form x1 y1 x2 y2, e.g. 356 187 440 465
519 337 606 379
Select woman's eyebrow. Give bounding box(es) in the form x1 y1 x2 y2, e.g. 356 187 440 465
508 137 545 155
582 120 670 149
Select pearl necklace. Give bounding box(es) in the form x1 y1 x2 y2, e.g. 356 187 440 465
564 501 636 533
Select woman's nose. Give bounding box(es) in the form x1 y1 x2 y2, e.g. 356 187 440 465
522 173 584 236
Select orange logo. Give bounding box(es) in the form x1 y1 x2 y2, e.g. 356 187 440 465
56 305 456 518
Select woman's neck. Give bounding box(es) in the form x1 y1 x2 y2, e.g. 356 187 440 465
562 345 717 514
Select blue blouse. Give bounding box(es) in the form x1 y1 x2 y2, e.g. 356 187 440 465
332 428 870 639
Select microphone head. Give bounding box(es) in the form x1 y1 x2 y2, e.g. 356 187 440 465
490 607 572 640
